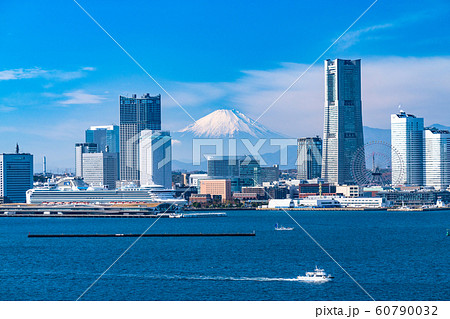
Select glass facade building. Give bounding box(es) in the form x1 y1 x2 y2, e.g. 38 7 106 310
297 136 322 180
206 156 260 191
85 125 119 153
391 111 424 186
424 127 450 190
321 59 365 185
120 93 161 182
0 153 33 203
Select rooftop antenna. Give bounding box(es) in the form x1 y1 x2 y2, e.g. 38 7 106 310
15 143 19 154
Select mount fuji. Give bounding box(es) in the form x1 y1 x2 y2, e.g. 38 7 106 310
171 109 293 170
179 109 285 139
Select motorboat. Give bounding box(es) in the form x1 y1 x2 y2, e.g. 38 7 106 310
275 223 294 231
296 267 334 282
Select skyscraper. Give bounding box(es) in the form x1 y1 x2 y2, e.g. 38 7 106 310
82 152 119 189
0 152 33 203
424 127 450 190
297 136 322 180
139 130 172 188
75 143 97 177
85 125 119 153
321 59 364 185
120 93 161 182
391 111 424 186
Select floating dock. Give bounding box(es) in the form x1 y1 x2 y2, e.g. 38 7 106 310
28 232 256 238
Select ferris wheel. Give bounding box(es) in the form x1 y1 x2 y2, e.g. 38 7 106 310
351 141 404 187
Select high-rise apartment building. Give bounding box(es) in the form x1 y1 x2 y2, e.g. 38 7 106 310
0 152 33 203
139 130 172 189
321 59 364 185
75 143 97 177
391 111 424 186
82 152 119 189
120 93 161 182
424 127 450 190
297 136 322 180
85 125 119 153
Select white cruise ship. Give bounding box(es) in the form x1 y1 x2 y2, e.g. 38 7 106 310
26 177 187 206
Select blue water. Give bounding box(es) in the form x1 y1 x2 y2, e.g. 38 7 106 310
0 210 449 301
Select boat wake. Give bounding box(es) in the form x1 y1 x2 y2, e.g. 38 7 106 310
115 273 311 283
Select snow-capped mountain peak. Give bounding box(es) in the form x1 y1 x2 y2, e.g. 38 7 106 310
179 109 281 138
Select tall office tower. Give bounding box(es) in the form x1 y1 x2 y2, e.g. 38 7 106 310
321 59 364 185
82 152 119 189
0 152 33 203
85 125 120 153
75 143 97 177
139 130 172 189
391 111 424 186
424 127 450 190
120 93 161 182
297 136 322 180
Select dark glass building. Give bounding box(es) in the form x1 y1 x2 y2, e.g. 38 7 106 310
119 93 161 182
297 136 322 180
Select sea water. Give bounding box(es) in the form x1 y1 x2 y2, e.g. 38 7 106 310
0 210 449 301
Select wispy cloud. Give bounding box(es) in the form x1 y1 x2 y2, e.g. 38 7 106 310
60 90 106 105
160 56 450 137
0 67 95 81
0 105 17 112
0 126 18 133
338 23 393 50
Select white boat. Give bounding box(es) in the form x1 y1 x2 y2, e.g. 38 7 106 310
168 213 183 218
296 267 334 282
275 223 294 231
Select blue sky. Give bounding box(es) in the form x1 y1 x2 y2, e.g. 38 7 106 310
1 0 449 171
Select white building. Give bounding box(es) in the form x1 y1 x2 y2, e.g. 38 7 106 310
268 195 390 209
75 143 97 177
333 196 390 208
267 199 295 208
188 174 209 188
82 152 118 189
139 130 172 189
336 185 361 197
424 127 450 190
391 111 424 186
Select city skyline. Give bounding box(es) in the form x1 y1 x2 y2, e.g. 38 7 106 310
1 0 450 171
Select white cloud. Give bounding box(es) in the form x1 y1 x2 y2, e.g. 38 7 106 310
0 126 18 133
0 105 17 112
60 90 106 105
337 23 393 50
163 56 450 137
0 67 95 81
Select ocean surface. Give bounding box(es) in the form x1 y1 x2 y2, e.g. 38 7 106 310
0 210 449 301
